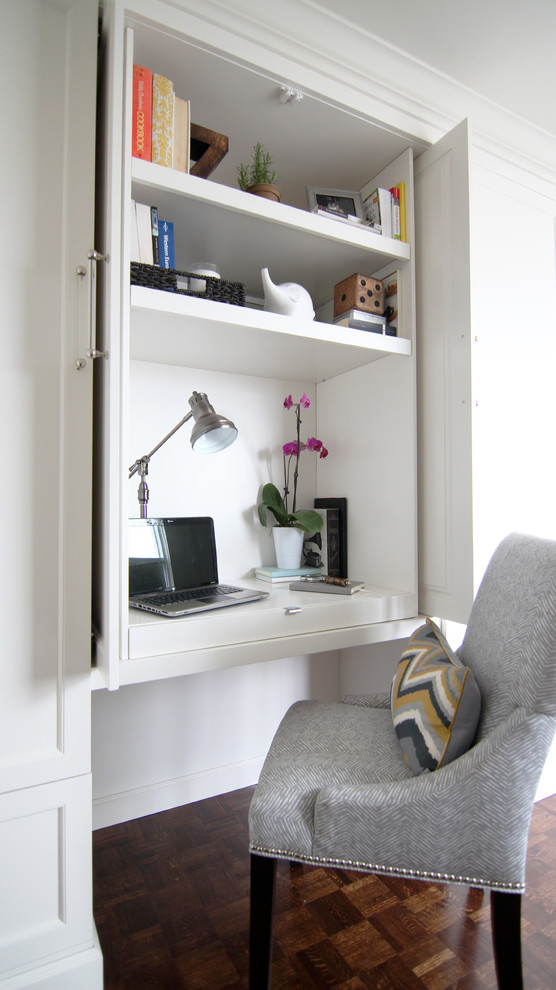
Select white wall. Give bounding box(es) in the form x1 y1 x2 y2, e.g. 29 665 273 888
127 361 330 578
470 158 556 585
469 156 556 799
92 651 340 827
340 640 406 697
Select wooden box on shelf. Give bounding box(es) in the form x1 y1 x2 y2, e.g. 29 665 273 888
189 122 229 178
334 272 385 319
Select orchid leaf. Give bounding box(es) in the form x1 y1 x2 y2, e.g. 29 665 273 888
292 509 323 533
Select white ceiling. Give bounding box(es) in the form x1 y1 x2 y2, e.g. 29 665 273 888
313 0 556 137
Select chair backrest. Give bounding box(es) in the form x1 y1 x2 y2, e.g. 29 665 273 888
458 532 556 740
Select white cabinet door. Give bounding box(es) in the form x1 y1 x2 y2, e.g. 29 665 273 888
0 0 97 793
0 0 100 984
414 119 474 623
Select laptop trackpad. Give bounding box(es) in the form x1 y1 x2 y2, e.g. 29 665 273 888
186 596 222 607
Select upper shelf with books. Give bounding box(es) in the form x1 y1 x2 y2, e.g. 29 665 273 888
130 158 410 308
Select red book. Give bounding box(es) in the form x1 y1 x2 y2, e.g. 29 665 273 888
389 186 401 240
132 65 152 160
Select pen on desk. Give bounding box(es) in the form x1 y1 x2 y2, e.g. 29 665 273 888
298 576 352 587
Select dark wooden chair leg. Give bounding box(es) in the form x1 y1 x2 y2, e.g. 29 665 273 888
249 853 277 990
490 890 523 990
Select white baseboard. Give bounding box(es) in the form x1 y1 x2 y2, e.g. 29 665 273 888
92 744 556 831
1 929 103 989
92 756 264 829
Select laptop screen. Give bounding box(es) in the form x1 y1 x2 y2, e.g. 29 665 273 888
129 517 219 597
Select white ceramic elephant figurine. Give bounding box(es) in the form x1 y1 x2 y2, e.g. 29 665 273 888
261 267 315 320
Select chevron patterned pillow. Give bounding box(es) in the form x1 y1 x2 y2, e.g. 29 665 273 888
391 618 482 774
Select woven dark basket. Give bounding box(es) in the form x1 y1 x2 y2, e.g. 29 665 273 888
130 262 245 307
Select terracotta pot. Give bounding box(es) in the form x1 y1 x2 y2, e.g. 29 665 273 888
247 183 281 202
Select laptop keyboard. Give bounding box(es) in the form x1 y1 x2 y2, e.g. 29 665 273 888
144 585 242 606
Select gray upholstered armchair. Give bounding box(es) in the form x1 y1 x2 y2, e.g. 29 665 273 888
248 533 556 988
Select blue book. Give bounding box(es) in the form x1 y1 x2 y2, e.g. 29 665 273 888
150 206 159 266
159 219 175 270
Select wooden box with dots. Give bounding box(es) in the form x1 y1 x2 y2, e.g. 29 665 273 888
333 273 385 319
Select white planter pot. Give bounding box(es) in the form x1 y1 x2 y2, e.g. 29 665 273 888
273 527 304 569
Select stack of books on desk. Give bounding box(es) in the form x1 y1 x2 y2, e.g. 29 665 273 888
254 566 322 584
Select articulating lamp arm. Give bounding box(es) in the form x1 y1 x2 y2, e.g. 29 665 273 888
127 390 237 519
128 411 193 517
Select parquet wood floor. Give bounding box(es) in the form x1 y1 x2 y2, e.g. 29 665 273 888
93 787 556 989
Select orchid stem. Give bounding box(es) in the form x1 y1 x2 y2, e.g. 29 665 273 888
292 404 301 514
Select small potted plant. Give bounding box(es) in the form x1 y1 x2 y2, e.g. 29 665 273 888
258 393 328 568
236 142 281 202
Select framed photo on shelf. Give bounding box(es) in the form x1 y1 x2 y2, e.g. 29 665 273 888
314 497 348 578
306 187 365 222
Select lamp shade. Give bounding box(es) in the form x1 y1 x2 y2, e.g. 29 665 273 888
188 391 238 453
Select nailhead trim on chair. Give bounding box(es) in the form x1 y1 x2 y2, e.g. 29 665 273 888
249 844 526 892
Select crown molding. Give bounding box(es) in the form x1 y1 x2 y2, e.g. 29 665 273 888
126 0 556 192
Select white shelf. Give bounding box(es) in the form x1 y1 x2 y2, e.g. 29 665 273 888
131 159 410 306
130 287 411 380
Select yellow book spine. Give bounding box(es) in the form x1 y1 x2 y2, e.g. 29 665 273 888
397 181 406 241
151 73 174 168
173 95 190 173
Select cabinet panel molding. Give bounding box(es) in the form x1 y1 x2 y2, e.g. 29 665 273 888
0 775 95 979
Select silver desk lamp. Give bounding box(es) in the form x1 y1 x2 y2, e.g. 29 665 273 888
128 390 238 518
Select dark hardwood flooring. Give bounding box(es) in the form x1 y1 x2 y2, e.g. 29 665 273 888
93 787 556 989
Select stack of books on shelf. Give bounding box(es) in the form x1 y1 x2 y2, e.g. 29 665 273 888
132 65 190 172
334 310 388 333
132 64 228 180
362 184 406 241
131 201 175 269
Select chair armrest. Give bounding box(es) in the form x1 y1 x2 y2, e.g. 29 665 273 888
340 693 391 710
313 709 555 890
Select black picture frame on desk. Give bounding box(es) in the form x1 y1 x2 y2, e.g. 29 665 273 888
314 497 347 578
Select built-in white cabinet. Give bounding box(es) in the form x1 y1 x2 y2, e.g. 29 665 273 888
93 0 441 691
0 1 102 986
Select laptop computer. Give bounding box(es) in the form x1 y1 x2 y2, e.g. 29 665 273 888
128 517 269 617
